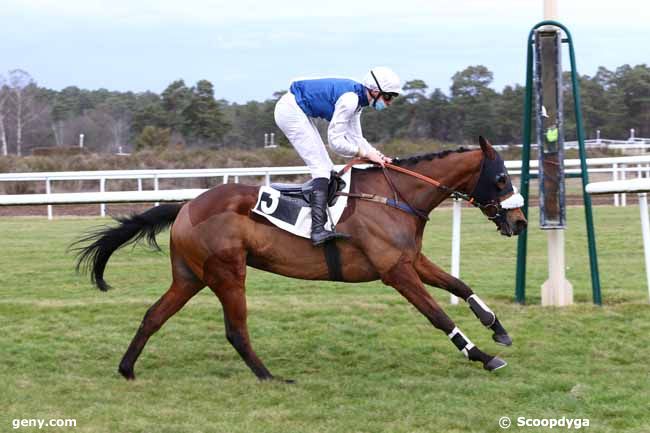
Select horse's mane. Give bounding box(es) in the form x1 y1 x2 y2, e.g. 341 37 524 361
389 147 474 167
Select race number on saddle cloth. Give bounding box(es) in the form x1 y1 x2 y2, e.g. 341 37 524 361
252 169 353 239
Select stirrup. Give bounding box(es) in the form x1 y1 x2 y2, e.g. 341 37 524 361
311 229 351 246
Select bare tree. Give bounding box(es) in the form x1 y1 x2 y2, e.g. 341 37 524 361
0 75 8 156
89 98 132 153
7 69 48 156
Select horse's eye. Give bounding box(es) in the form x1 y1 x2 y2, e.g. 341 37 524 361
496 173 508 186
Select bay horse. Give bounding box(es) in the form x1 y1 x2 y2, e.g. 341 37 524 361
73 136 527 381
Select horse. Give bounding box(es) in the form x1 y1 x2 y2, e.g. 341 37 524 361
73 136 527 381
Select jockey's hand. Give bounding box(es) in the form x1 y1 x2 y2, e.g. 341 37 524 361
365 149 392 166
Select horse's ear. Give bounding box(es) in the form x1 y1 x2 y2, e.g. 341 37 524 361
479 136 497 160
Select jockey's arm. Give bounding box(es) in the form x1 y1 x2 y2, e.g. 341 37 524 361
347 108 381 158
328 93 371 158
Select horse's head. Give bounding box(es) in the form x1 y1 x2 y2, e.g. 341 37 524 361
469 136 527 237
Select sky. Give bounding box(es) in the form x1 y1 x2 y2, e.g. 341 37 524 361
1 0 648 103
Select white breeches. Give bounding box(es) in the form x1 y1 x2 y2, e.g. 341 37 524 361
274 93 334 179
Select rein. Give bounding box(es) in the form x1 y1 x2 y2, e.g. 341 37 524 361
337 157 488 220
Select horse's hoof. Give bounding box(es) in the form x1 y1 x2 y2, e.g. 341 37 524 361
118 365 135 381
484 356 508 372
493 333 512 346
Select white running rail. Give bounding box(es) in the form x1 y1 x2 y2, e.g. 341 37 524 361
587 178 650 302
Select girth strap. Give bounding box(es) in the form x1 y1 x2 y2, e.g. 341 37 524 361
323 241 343 281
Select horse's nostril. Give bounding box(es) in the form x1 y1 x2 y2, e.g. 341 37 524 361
515 220 528 233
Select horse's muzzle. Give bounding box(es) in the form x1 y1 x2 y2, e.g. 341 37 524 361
496 209 527 237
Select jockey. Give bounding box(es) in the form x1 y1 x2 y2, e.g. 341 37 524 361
274 66 400 246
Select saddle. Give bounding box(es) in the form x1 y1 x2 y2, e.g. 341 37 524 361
270 171 346 206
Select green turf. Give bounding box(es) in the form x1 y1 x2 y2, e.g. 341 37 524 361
1 206 649 433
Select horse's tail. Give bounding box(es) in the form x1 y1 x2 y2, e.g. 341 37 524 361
71 203 183 291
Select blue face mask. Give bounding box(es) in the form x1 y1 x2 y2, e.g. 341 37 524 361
373 98 386 111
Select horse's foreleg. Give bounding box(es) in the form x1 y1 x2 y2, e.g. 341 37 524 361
414 254 512 346
118 279 203 380
382 258 506 371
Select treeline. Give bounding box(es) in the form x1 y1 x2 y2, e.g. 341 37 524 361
0 64 648 156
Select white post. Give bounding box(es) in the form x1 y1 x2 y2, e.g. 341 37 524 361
621 164 627 207
137 178 143 192
543 0 558 20
79 134 84 149
638 193 650 302
223 175 229 184
154 175 160 207
541 230 573 306
596 129 601 144
450 198 462 304
46 178 53 220
540 0 572 306
100 178 106 217
630 128 636 141
234 176 240 184
613 163 620 206
265 172 270 186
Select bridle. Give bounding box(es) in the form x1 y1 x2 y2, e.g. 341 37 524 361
339 154 518 223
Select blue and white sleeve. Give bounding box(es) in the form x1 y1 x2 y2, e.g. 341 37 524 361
327 92 363 158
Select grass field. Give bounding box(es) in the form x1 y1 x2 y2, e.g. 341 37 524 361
1 206 649 433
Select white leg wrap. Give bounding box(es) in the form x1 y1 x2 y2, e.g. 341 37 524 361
448 326 475 358
468 294 496 327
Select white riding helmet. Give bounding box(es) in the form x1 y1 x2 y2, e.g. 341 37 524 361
363 66 401 95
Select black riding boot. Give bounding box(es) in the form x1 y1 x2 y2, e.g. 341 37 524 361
310 177 350 246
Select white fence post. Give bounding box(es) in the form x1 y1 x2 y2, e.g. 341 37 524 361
450 198 462 305
613 163 619 206
46 178 52 220
639 193 650 301
621 164 627 207
100 177 106 217
154 175 159 207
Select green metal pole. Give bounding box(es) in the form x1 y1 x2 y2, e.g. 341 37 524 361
515 30 535 304
563 26 602 305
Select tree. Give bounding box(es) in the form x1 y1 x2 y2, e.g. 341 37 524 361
0 75 8 155
494 84 525 144
450 65 498 142
89 95 133 153
131 92 169 136
161 80 192 134
402 79 428 103
181 80 230 146
614 64 650 137
8 70 48 156
135 126 171 151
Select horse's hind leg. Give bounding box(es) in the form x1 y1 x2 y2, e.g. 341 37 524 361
414 254 512 346
204 253 275 381
118 257 204 380
382 257 506 372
